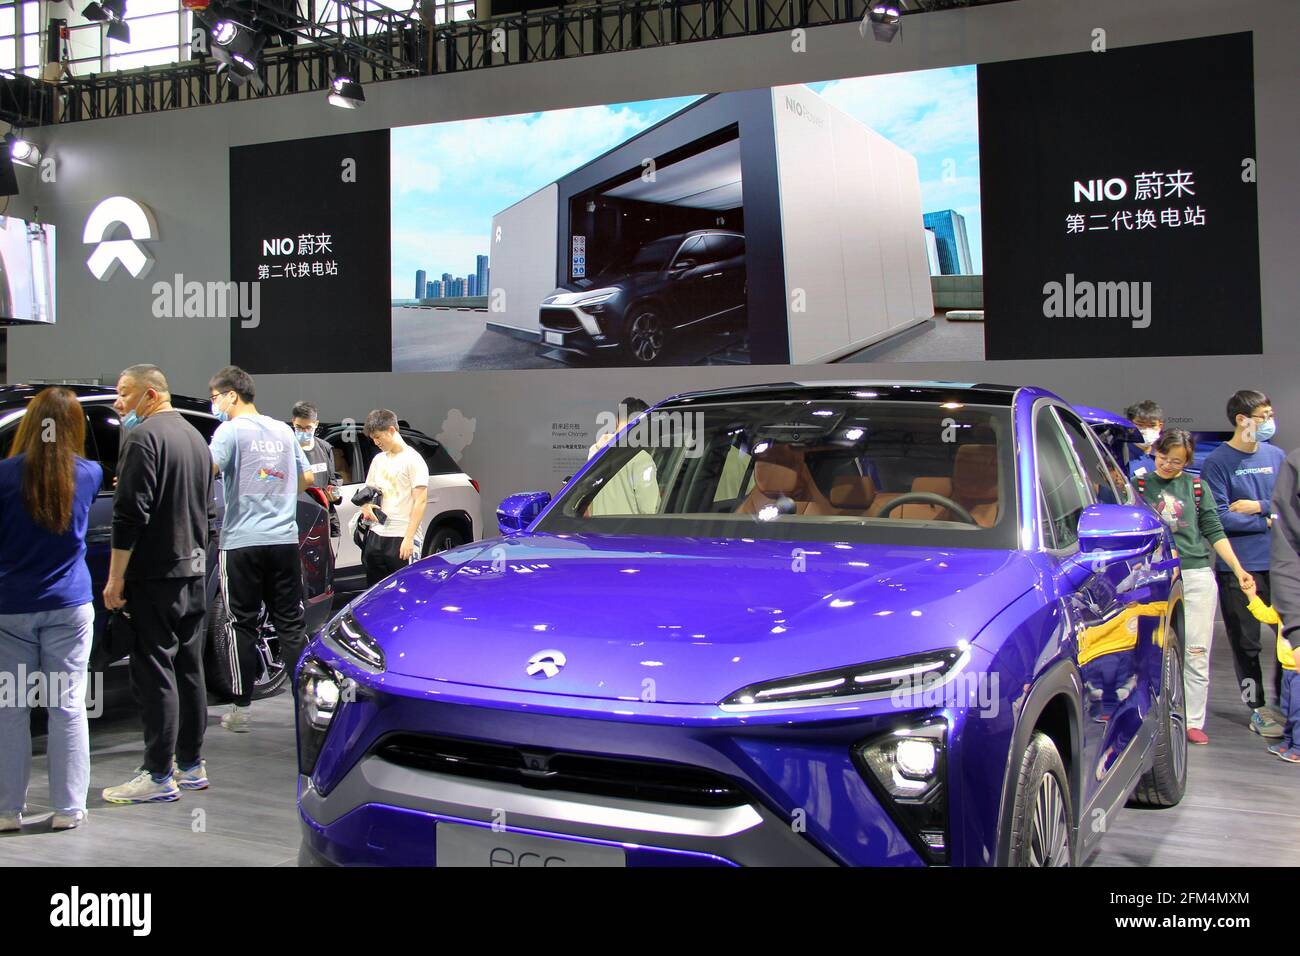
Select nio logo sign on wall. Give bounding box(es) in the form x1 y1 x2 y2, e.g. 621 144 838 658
84 196 158 280
525 649 566 679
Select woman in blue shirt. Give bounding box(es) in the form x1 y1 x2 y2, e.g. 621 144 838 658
0 387 103 831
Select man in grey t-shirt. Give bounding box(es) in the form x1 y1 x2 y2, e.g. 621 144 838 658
209 366 312 731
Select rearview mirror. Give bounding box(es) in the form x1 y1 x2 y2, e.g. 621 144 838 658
497 491 552 535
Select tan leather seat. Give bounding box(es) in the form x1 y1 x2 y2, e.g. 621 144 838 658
950 444 999 527
736 446 836 516
869 476 953 518
829 474 877 515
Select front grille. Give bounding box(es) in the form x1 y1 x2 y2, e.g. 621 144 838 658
539 307 583 332
374 733 748 808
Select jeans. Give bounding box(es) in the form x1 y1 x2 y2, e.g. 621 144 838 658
1282 670 1298 749
0 603 95 815
1181 567 1218 731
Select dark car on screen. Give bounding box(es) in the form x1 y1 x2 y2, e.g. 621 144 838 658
0 384 335 703
538 229 746 365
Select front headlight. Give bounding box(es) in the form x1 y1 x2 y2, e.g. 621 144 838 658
297 657 345 776
322 608 385 671
854 718 949 863
719 648 965 710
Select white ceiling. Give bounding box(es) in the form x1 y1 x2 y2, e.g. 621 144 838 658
602 139 743 211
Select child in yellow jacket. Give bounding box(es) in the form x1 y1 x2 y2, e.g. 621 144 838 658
1242 578 1299 762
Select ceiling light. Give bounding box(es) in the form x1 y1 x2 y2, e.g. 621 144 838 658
328 64 364 109
7 135 41 168
83 0 130 44
861 3 901 43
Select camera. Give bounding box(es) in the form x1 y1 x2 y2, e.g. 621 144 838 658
351 484 387 525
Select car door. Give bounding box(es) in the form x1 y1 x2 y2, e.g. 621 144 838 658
321 425 366 582
666 235 711 326
1038 404 1167 814
701 233 745 318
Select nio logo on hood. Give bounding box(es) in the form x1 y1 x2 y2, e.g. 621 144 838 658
84 196 158 281
526 649 566 679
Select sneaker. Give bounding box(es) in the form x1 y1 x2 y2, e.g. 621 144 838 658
173 760 209 791
1186 728 1209 745
0 812 20 832
221 705 251 733
51 810 87 830
1267 741 1290 756
102 770 181 804
1250 709 1284 738
1277 748 1300 764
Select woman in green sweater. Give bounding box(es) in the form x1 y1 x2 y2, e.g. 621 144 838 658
1135 430 1254 745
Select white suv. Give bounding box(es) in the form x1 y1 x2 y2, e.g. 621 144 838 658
317 421 481 591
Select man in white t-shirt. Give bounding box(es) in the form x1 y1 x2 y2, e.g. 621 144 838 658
360 409 430 586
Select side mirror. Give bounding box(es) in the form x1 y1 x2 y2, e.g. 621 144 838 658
1077 503 1163 562
497 491 552 535
672 258 697 272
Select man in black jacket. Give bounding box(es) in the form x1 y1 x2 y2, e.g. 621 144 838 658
101 365 216 805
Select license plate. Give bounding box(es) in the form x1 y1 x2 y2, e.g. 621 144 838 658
436 822 626 867
544 331 564 345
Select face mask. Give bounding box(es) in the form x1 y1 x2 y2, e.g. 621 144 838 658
1256 418 1276 443
121 391 154 431
211 393 231 422
295 429 314 447
1139 428 1160 446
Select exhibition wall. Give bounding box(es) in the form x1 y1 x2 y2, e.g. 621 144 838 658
4 0 1296 527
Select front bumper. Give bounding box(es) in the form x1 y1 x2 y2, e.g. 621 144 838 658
294 640 1000 867
538 304 621 356
298 758 833 866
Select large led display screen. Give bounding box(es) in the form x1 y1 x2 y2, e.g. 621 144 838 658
229 32 1258 373
0 216 55 326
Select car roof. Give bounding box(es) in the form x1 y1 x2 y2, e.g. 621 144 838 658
658 380 1020 408
0 383 210 414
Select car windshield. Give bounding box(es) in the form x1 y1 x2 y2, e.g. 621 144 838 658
599 237 680 276
536 399 1018 549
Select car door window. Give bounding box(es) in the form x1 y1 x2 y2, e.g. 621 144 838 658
405 432 461 476
1055 408 1124 505
84 404 122 490
673 236 705 268
178 411 219 444
1036 406 1092 549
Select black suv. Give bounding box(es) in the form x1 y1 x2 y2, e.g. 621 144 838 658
538 229 746 365
0 384 335 701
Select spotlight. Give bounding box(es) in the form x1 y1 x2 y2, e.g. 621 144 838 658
210 19 267 80
328 60 364 109
83 0 130 44
7 134 42 168
861 3 901 43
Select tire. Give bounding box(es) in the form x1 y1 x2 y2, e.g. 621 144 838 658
1006 731 1075 867
623 304 668 364
205 591 289 702
423 523 467 556
1129 621 1188 807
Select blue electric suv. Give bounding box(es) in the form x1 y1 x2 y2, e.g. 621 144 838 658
296 381 1187 866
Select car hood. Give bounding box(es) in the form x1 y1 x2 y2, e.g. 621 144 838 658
350 533 1038 704
548 273 657 299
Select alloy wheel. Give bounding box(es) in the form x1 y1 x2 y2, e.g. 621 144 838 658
629 312 665 362
1029 773 1071 866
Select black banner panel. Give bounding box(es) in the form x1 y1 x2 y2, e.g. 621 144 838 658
979 33 1260 361
229 129 391 373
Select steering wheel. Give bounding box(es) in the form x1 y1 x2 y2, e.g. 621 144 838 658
875 491 978 526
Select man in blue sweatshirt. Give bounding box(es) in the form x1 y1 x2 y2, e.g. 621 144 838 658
1202 389 1287 737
